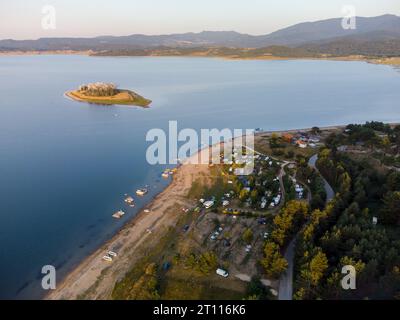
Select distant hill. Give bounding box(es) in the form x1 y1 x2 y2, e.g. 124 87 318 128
302 38 400 57
258 14 400 46
0 31 259 51
1 14 399 57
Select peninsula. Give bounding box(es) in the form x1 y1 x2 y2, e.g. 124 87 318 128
66 82 151 107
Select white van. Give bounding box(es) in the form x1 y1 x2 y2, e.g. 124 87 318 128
203 200 214 209
216 268 229 278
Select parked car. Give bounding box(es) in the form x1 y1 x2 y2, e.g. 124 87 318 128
216 268 229 278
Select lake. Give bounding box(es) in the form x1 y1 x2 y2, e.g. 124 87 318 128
0 55 399 299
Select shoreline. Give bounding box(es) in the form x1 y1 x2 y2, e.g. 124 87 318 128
46 121 400 300
1 50 400 66
65 90 151 107
46 144 215 300
0 50 94 56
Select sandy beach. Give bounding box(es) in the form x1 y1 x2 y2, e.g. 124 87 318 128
46 146 216 300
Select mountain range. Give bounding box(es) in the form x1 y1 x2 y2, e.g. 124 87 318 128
1 14 399 56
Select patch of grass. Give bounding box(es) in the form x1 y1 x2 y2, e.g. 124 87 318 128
111 225 179 299
159 270 246 300
160 277 245 300
256 137 315 160
187 178 205 199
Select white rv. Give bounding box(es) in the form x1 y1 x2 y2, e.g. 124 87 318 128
216 268 229 278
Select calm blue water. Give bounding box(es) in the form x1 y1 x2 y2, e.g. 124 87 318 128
0 55 399 299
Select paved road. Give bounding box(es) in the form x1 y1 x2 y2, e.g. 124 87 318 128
308 154 335 201
245 147 335 300
278 154 335 300
278 238 295 300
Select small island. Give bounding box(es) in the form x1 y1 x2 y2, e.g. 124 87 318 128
66 82 151 107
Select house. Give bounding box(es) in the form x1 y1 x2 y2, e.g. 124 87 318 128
282 133 294 143
296 140 308 148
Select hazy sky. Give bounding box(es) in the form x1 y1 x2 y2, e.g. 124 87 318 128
0 0 399 40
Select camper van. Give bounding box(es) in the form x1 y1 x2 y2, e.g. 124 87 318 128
216 268 229 278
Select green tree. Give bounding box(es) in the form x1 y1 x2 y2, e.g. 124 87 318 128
242 228 254 244
311 126 321 135
250 189 259 203
261 242 288 278
381 191 400 225
270 133 281 148
308 250 328 286
127 263 160 300
239 188 250 201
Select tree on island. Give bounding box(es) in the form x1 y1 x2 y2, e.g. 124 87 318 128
79 82 117 97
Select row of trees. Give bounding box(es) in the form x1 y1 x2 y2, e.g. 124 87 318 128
126 263 160 300
325 121 400 153
179 251 218 275
260 201 309 279
294 148 400 299
296 157 327 210
79 82 117 97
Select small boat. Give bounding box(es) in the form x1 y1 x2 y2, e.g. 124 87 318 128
108 251 117 257
136 188 148 196
102 255 113 262
112 210 125 219
124 196 134 204
161 172 170 179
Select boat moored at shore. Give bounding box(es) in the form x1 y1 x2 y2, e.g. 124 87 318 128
124 196 135 206
136 188 148 196
112 210 125 219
